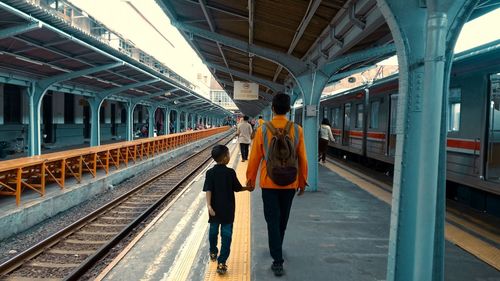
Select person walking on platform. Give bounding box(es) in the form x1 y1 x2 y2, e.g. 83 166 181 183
236 115 253 162
203 145 252 275
319 118 335 164
246 93 308 277
257 115 264 127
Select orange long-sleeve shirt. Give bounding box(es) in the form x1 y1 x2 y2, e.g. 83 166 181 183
246 115 308 189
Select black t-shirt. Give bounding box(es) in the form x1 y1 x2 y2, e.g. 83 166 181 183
203 164 243 224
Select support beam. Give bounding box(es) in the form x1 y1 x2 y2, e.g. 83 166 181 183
38 62 123 88
0 21 42 40
147 106 157 137
98 79 159 100
88 97 105 146
125 101 137 141
130 88 177 103
26 83 44 156
164 107 171 134
376 1 477 280
198 0 234 82
322 43 395 75
209 63 285 92
171 22 308 75
175 110 181 133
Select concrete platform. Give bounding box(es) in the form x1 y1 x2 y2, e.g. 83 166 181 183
96 150 499 281
0 130 231 241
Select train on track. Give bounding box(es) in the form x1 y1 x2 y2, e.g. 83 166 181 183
294 40 500 215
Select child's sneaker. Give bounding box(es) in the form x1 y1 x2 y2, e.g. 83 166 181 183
209 253 217 262
216 263 227 275
271 262 284 276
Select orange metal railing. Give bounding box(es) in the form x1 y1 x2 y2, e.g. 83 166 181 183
0 127 229 206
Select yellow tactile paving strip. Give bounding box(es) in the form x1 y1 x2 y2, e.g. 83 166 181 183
322 161 500 271
204 153 251 281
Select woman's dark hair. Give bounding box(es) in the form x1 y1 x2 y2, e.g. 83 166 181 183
321 118 331 126
243 115 249 121
211 145 229 162
272 93 291 115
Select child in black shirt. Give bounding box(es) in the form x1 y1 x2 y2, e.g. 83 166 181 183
203 144 250 275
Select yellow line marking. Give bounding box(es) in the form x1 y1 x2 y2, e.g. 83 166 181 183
322 161 500 271
161 200 208 281
204 147 251 281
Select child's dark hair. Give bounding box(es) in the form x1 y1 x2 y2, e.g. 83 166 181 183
211 145 229 162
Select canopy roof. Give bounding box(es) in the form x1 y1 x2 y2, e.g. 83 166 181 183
157 0 495 116
0 0 230 116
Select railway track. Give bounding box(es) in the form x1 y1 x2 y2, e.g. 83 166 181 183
0 133 235 281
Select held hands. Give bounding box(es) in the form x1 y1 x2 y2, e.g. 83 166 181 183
297 186 305 196
208 205 216 216
246 179 255 192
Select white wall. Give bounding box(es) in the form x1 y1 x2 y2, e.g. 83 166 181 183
75 96 83 124
104 102 111 124
53 92 64 124
115 102 122 124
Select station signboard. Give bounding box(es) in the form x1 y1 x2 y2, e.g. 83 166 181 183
234 81 259 100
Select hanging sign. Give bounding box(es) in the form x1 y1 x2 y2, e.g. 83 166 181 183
234 81 259 100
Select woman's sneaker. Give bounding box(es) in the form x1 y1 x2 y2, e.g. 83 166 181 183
271 262 284 276
209 253 217 262
216 263 227 275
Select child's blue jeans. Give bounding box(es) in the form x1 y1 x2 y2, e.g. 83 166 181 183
209 223 233 263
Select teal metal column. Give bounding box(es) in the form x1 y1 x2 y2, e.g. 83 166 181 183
296 72 329 192
26 83 45 156
184 111 189 130
262 106 272 121
88 97 104 147
377 1 474 280
290 92 299 122
126 102 136 141
147 106 156 138
164 107 171 134
175 110 181 133
191 114 196 129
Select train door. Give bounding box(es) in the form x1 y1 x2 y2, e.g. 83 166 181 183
486 73 500 181
83 104 90 139
111 104 117 137
342 103 351 145
388 94 399 156
42 92 54 144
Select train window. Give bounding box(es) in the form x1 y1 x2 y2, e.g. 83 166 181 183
344 104 351 129
370 101 380 129
3 84 22 124
356 104 364 128
332 107 340 127
448 88 461 132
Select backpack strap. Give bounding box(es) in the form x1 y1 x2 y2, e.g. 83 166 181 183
284 121 299 148
293 123 299 147
262 122 269 161
264 121 278 136
283 121 293 135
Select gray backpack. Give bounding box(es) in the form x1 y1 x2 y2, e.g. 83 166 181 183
262 121 299 186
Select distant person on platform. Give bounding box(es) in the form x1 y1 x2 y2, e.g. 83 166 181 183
257 115 264 127
319 118 335 164
236 115 253 162
246 93 308 276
